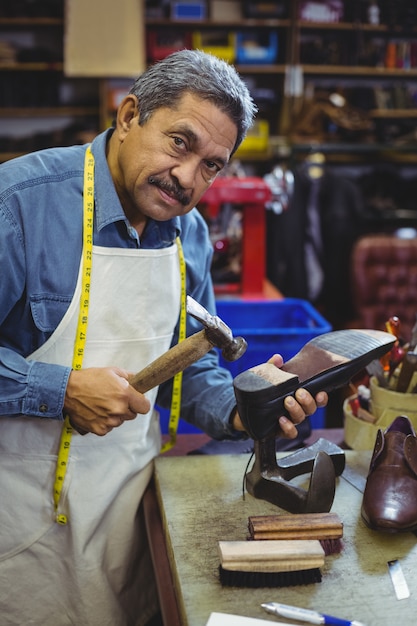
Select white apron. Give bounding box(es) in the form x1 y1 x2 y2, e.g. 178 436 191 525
0 243 180 626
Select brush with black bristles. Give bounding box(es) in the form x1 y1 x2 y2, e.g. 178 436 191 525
247 512 344 556
218 539 324 588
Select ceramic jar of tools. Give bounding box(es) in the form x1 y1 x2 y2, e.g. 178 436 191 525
369 376 417 425
344 376 417 450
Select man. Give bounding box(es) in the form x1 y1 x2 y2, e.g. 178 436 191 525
0 50 327 625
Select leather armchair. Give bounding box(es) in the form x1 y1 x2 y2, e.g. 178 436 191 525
350 234 417 342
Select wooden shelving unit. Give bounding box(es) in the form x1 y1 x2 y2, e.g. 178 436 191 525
0 106 99 117
3 2 417 168
137 9 417 168
302 65 417 77
0 11 100 161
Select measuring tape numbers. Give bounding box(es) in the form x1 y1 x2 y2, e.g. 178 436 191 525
54 146 186 519
160 236 187 454
53 145 94 524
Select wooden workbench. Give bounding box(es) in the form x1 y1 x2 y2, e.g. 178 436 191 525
147 450 417 626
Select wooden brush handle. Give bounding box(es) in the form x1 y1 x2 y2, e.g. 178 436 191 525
248 512 343 540
218 539 325 572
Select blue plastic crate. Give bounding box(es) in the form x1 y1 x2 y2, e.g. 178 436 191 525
215 298 332 428
157 405 203 435
236 31 278 64
158 298 331 433
171 1 206 19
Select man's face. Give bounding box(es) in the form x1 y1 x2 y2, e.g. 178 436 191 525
110 92 238 230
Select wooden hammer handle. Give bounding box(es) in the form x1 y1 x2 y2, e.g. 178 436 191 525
129 329 213 394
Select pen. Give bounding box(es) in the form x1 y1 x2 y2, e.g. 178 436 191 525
261 602 367 626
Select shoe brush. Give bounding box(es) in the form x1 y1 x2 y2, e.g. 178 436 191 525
218 539 324 588
248 512 344 556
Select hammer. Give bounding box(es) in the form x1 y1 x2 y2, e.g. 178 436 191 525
71 297 246 435
128 295 247 394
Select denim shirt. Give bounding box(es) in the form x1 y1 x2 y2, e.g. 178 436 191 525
0 129 240 440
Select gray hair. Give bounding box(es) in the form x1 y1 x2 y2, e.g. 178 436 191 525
128 49 257 155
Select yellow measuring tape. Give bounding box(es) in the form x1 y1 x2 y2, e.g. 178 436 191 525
160 236 186 454
53 146 186 520
53 146 94 525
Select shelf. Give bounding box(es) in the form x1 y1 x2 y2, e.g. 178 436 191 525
0 152 26 161
297 20 407 32
0 17 63 26
0 61 417 78
235 63 286 73
290 141 417 153
0 62 63 71
145 18 291 28
302 65 417 77
288 141 417 164
226 64 417 78
144 18 417 33
369 109 417 118
0 107 99 117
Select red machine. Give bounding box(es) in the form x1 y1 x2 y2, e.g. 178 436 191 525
199 177 272 298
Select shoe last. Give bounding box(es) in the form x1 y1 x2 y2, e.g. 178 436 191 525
361 415 417 532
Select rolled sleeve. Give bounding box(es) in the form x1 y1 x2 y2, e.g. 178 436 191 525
24 360 71 418
0 348 71 419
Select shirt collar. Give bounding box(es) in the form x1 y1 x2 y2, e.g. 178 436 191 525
89 129 181 245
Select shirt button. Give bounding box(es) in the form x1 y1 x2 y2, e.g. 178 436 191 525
39 404 48 414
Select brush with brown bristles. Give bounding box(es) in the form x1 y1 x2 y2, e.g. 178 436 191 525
247 512 344 556
218 539 324 588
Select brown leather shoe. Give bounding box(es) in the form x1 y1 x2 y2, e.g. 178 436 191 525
361 415 417 532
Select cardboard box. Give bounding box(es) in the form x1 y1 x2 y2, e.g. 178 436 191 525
211 0 241 22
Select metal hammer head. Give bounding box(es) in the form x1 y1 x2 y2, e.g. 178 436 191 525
186 296 247 362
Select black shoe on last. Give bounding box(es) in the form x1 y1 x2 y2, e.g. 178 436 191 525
234 329 395 441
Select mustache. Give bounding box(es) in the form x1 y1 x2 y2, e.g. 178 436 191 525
148 176 191 207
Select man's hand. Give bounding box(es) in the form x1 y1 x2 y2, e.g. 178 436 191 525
63 367 150 436
232 354 328 439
